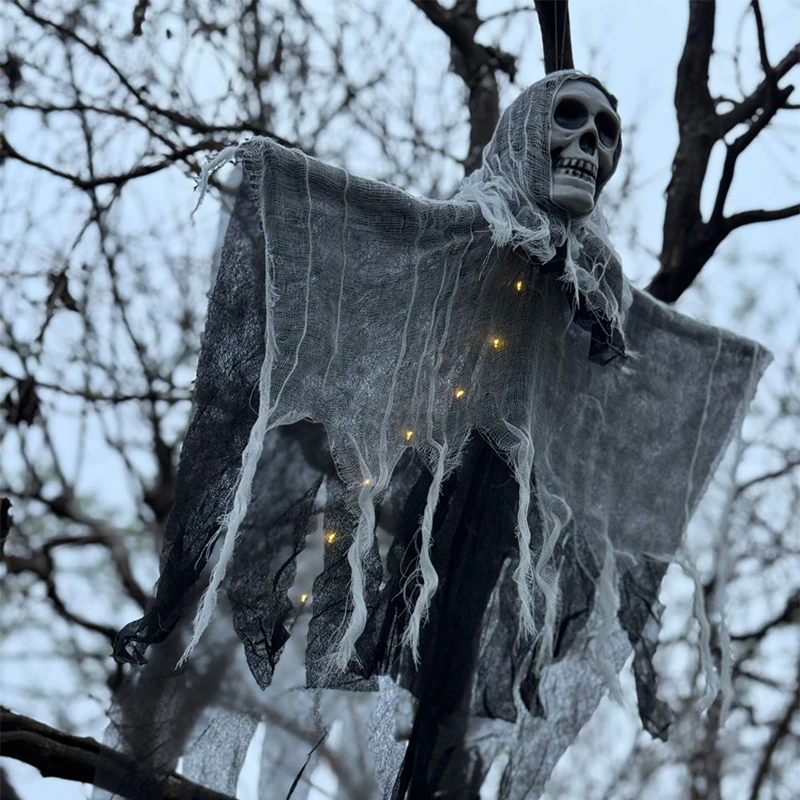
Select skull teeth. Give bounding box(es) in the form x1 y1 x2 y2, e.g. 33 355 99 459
556 157 597 181
562 169 594 184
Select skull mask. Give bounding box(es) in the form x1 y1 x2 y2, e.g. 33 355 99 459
549 79 621 216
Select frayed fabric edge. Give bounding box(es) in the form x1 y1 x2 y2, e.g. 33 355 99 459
180 143 278 667
192 144 241 215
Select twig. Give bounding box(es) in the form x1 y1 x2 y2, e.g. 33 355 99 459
750 0 776 92
731 590 800 644
735 457 800 497
286 732 328 799
9 2 282 143
5 483 149 611
748 660 800 800
0 498 12 558
719 43 800 133
132 0 150 37
0 369 191 404
1 134 227 190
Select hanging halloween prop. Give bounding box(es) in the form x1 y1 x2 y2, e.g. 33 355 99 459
110 71 770 799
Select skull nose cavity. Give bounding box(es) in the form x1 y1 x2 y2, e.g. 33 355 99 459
579 131 597 156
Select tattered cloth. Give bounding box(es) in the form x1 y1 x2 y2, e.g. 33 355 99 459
111 71 770 798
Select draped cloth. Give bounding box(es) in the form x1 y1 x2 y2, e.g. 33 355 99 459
108 71 771 798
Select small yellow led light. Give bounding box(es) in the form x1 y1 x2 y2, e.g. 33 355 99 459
363 478 371 486
300 594 309 603
492 337 502 349
515 280 524 292
404 429 414 441
454 388 466 399
325 531 337 544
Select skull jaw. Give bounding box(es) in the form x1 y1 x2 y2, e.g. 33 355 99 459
551 170 596 216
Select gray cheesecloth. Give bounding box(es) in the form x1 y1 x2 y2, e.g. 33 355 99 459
105 71 770 799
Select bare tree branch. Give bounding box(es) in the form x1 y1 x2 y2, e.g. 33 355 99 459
481 6 536 25
10 2 272 142
724 202 800 232
410 0 516 173
647 1 799 302
750 0 777 91
0 707 237 800
710 82 794 223
0 368 190 404
647 0 717 303
4 450 150 611
719 42 800 132
1 134 228 190
4 547 119 641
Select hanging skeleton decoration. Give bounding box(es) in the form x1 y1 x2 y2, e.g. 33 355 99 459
110 71 770 799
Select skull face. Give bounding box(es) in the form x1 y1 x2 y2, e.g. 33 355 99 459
549 80 620 216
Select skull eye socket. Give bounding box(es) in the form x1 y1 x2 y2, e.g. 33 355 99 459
554 98 588 130
596 112 619 149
